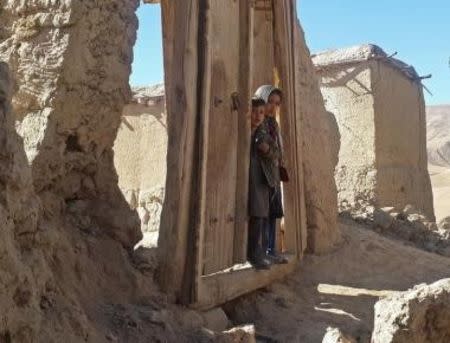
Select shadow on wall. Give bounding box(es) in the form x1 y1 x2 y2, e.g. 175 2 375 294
113 89 168 248
319 64 374 97
1 0 142 249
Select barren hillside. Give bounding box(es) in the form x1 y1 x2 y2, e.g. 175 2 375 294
427 105 450 167
427 105 450 221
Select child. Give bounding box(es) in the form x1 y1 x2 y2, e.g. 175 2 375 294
254 85 288 264
248 97 280 269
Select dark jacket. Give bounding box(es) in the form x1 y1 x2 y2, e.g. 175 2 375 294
248 123 280 217
265 116 284 219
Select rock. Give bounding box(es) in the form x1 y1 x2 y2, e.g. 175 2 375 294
196 325 256 343
439 217 450 231
373 208 394 229
407 213 427 222
322 327 356 343
381 206 396 214
133 246 158 273
217 325 256 343
411 220 427 232
372 278 450 343
201 308 230 332
178 310 204 330
424 221 438 231
403 204 418 216
87 199 142 248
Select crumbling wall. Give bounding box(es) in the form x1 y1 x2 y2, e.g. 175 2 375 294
372 61 435 221
0 2 171 341
314 48 435 222
318 64 377 212
0 60 44 343
0 0 141 247
294 21 340 253
372 279 450 343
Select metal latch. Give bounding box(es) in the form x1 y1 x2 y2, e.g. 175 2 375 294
231 92 240 111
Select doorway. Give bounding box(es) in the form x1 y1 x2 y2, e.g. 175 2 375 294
154 0 306 309
113 2 167 249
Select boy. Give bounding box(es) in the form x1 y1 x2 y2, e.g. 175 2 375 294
248 97 280 269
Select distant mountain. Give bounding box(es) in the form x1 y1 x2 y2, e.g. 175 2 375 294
427 105 450 167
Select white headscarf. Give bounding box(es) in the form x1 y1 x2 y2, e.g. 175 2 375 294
254 85 284 160
254 85 281 103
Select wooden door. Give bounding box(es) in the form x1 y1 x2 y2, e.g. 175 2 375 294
202 0 242 275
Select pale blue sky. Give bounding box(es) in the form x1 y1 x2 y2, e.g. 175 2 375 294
130 1 450 105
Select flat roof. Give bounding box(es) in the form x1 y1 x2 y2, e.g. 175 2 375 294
130 84 165 104
312 44 420 81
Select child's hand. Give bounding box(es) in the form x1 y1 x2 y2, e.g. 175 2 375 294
258 142 270 154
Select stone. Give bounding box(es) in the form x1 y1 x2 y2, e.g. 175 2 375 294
197 325 256 343
402 204 417 215
201 308 230 333
87 200 142 248
178 310 204 330
439 217 450 231
322 327 356 343
217 325 256 343
373 208 394 229
381 206 396 214
372 278 450 343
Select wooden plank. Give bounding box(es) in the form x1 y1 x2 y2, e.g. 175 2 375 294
157 0 201 302
291 2 308 254
233 1 254 264
194 257 298 310
273 0 302 257
193 0 213 303
202 0 241 275
251 2 275 89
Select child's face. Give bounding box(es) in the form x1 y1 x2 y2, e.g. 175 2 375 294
266 93 282 117
251 105 265 127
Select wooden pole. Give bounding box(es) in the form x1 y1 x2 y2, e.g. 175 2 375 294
157 0 201 301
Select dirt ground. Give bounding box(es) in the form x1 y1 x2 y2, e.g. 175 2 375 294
429 163 450 222
226 219 450 343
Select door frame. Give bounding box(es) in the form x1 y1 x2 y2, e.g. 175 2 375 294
157 0 306 309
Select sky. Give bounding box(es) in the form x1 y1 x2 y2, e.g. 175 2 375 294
130 1 450 105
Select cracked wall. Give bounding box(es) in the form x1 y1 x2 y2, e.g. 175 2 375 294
319 64 377 213
0 0 141 247
316 58 435 220
294 21 341 253
0 2 164 341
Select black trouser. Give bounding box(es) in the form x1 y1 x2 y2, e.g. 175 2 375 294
248 217 265 260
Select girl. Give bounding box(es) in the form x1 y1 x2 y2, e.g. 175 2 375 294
248 97 279 269
254 85 288 264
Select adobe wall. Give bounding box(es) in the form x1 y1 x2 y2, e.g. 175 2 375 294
113 97 166 239
372 61 435 220
0 61 44 342
0 0 141 247
293 21 341 253
317 63 377 212
0 2 162 340
315 53 435 221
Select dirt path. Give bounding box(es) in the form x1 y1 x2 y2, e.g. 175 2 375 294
227 220 450 342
